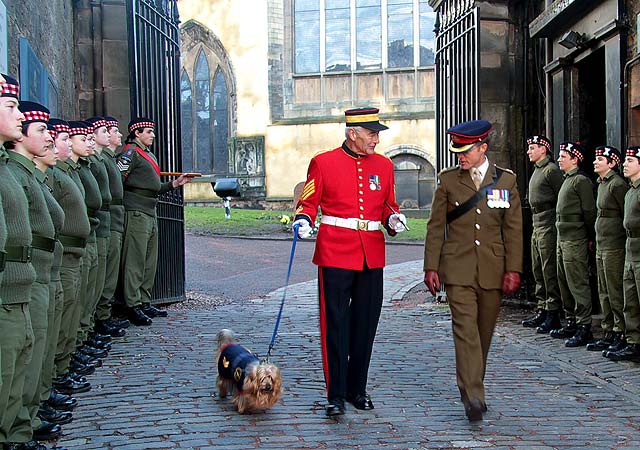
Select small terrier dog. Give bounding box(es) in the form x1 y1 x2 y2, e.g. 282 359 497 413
215 329 282 414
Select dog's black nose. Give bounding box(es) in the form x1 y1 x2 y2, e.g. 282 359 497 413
264 384 272 392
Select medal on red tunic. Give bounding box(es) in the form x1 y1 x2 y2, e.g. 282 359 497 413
369 174 380 191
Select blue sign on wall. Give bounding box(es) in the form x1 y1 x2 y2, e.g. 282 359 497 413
19 37 58 115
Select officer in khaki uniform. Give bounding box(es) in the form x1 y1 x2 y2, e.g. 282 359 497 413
588 146 628 354
607 146 640 361
550 142 596 347
522 135 564 333
117 118 192 326
424 120 523 422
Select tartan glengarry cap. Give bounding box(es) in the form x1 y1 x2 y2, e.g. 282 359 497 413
626 146 640 159
595 145 621 166
128 117 155 134
527 135 552 152
344 107 388 132
447 119 492 153
104 116 119 129
67 121 90 136
48 118 71 135
85 116 108 130
0 73 20 99
18 101 50 124
559 141 584 162
47 123 57 139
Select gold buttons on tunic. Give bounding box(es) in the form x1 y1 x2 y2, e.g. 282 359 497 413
359 206 364 211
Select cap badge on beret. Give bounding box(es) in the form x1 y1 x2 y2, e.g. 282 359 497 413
559 142 584 162
0 73 20 99
527 135 551 152
344 107 388 132
595 145 621 166
446 119 492 153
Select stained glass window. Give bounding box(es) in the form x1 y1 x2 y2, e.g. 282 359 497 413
194 51 212 173
213 70 229 173
180 71 193 172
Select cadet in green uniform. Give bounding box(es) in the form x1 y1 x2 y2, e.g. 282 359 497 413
551 142 596 347
47 119 91 402
424 120 523 422
117 118 192 326
588 146 628 354
522 135 564 333
6 101 61 444
607 146 640 361
93 117 127 336
32 129 73 428
0 74 38 449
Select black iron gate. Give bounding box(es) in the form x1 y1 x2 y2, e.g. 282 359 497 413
127 0 185 303
433 1 480 172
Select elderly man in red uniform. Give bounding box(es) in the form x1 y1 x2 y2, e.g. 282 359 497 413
293 107 406 417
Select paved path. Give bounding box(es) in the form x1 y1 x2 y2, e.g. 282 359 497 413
58 260 640 449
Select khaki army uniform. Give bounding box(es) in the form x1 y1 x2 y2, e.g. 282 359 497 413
622 179 640 345
595 170 628 335
0 149 36 445
528 157 563 312
6 151 56 442
556 168 596 326
424 159 523 407
118 140 176 308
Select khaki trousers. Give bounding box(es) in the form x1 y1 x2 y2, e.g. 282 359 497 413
596 248 625 333
531 225 561 311
557 238 592 325
96 230 122 321
55 254 83 377
121 211 158 308
622 260 640 344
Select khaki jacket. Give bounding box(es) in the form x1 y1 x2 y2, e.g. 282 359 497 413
424 158 523 290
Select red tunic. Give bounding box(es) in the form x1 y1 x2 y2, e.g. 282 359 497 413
295 144 400 270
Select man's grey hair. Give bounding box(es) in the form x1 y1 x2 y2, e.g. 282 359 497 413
345 126 362 139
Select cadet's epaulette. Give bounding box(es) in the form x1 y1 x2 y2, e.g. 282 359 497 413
438 165 459 176
494 164 514 175
313 148 334 158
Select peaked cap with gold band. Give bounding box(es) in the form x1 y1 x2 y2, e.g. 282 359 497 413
345 107 388 132
447 119 492 153
18 101 50 125
559 141 584 162
0 73 20 98
595 145 621 166
128 117 155 134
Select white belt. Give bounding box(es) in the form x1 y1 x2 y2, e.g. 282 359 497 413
320 215 381 231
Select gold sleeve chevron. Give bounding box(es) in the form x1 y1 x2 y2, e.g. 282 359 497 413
299 179 316 202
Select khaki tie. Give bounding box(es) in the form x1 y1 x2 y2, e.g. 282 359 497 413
472 168 482 190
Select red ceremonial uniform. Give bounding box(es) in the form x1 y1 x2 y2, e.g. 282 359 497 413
295 143 399 270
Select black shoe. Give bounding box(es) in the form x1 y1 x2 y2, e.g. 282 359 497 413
127 306 153 326
77 344 108 359
550 320 577 339
586 331 616 351
68 359 96 376
47 388 77 411
37 404 73 425
84 336 112 351
522 309 546 328
32 421 62 441
536 310 562 334
52 374 91 395
108 318 130 329
10 440 62 450
603 335 627 357
94 320 126 338
605 343 640 361
141 304 168 318
565 325 593 347
464 399 484 422
325 397 345 416
90 331 112 343
346 393 374 410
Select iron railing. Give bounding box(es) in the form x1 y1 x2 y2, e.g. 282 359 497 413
127 0 185 303
433 1 480 172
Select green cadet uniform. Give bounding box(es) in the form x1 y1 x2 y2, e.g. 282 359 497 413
528 157 563 313
622 179 640 347
555 167 596 327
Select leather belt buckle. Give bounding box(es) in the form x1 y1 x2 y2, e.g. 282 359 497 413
357 220 369 231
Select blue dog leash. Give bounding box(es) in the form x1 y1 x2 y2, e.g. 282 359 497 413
265 223 299 361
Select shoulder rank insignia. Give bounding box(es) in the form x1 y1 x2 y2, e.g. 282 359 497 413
116 146 134 173
494 164 514 175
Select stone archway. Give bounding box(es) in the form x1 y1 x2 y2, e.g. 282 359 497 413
385 145 435 209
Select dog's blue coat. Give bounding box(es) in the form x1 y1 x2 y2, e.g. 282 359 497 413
218 343 259 391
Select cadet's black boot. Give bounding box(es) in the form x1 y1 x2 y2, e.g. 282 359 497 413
84 335 112 351
536 310 562 334
95 320 126 337
549 319 576 339
522 309 546 328
68 359 96 376
76 344 108 359
71 351 102 368
37 403 73 425
605 343 640 361
32 420 62 441
141 303 168 318
586 331 616 351
53 374 91 395
565 324 593 347
107 317 130 329
603 334 627 357
127 306 152 326
47 388 77 411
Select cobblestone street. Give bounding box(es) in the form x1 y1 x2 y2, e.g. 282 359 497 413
57 259 640 449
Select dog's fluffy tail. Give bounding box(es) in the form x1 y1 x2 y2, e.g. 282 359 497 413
217 329 236 348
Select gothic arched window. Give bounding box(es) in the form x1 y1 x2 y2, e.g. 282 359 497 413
195 51 212 173
213 70 229 173
180 70 193 172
